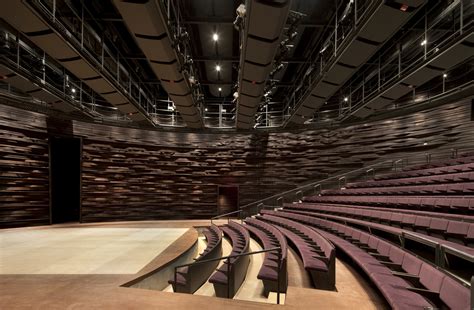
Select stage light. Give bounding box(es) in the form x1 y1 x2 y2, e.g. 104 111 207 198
420 39 427 46
344 97 348 102
212 33 218 42
71 88 76 93
216 65 221 72
443 73 447 78
218 87 222 91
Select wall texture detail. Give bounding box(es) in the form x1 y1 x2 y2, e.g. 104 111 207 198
0 107 50 228
1 99 473 227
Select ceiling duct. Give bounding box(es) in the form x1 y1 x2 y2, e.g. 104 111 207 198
2 1 154 125
287 0 427 125
113 0 204 129
236 0 291 129
352 32 474 118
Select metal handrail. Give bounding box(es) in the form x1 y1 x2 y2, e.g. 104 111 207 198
173 246 283 304
240 158 394 214
211 210 243 224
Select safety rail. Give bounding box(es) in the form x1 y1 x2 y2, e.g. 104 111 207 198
282 0 380 125
239 147 474 219
401 231 473 286
210 210 243 225
173 247 283 304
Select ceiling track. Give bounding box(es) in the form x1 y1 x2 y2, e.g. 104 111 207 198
235 0 292 129
112 0 204 129
284 0 428 127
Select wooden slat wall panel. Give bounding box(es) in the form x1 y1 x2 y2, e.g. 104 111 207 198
1 99 473 225
0 110 50 228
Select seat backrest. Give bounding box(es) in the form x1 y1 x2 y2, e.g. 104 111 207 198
439 277 470 309
418 263 445 293
388 246 405 265
401 254 422 275
446 221 470 236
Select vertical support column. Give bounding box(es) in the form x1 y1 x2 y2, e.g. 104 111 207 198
460 0 463 35
81 4 84 49
423 9 427 60
377 56 380 92
16 33 20 69
53 0 56 23
219 104 223 128
398 43 401 78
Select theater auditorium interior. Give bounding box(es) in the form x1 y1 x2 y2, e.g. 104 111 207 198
0 0 473 309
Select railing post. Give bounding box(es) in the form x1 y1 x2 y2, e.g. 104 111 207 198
174 266 177 292
227 257 231 298
277 248 281 305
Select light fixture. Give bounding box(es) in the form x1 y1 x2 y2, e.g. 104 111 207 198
205 108 208 112
212 33 219 42
218 87 222 91
420 39 427 46
216 65 221 72
443 73 447 78
71 88 76 93
344 97 348 102
423 142 428 146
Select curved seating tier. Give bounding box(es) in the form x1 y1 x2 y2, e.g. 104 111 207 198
285 203 474 247
304 195 473 213
322 182 474 196
168 225 222 294
244 218 288 296
376 162 474 181
257 211 336 290
208 221 250 298
261 210 470 310
349 169 474 189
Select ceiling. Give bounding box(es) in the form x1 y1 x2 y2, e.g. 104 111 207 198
0 0 472 131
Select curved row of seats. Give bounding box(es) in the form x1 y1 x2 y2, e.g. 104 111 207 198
349 170 474 188
257 211 336 290
244 218 288 296
398 154 474 173
285 203 474 247
260 209 471 310
376 162 474 180
323 182 474 196
305 195 473 213
169 225 223 294
209 221 250 298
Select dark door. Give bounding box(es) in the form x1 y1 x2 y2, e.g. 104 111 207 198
50 136 81 224
217 186 239 215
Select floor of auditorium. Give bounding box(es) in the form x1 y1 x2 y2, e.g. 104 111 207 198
0 220 388 309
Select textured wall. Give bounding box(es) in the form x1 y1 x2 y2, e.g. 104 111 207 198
0 107 50 228
1 99 473 226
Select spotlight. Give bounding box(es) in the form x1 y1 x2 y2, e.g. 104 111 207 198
205 108 208 112
344 97 348 102
218 87 222 91
420 39 427 46
443 73 447 78
216 65 221 72
212 33 219 42
71 88 76 93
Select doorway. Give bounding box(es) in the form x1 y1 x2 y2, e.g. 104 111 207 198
50 136 81 224
217 185 239 216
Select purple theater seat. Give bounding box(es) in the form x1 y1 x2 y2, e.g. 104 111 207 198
439 277 470 310
445 221 471 244
413 216 431 233
428 218 449 238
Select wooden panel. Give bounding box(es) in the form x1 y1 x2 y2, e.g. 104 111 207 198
1 99 474 226
0 107 50 228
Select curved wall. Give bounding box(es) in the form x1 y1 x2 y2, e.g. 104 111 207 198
0 99 473 227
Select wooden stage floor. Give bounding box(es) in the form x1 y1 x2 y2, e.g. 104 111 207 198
0 220 387 309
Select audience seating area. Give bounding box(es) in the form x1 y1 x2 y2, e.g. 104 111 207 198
168 225 223 294
209 221 251 298
257 211 336 290
244 218 288 296
165 153 472 308
260 209 471 310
